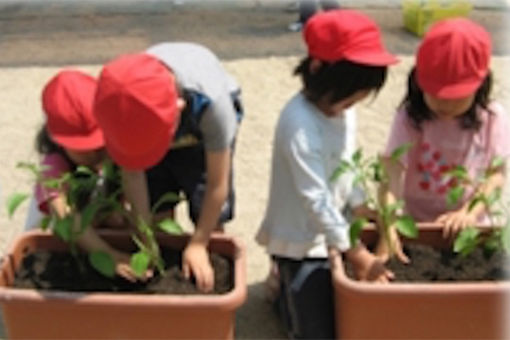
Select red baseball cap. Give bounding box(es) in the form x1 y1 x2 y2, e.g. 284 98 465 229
303 9 398 65
416 18 491 99
42 70 103 150
94 53 179 171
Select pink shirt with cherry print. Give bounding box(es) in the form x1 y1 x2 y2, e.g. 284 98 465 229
384 102 510 222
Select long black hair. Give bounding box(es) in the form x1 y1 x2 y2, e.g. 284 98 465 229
294 57 388 105
401 67 493 130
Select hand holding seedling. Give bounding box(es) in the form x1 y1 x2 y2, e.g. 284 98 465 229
342 244 394 283
436 208 478 239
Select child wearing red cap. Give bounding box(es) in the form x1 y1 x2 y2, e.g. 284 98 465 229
256 10 398 339
36 70 145 282
378 18 510 262
94 43 243 293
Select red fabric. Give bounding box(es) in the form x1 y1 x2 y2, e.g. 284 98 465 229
42 70 103 150
94 53 179 170
416 18 491 99
303 9 398 66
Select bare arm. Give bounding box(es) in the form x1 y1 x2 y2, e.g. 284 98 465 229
183 149 231 292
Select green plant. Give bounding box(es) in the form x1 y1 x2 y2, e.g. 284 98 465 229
331 145 418 255
446 158 510 256
7 161 183 278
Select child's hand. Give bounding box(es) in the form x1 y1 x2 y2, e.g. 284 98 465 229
345 244 394 283
375 226 410 264
113 252 153 283
182 240 214 293
436 208 477 238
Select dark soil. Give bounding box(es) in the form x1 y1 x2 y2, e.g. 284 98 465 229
347 244 509 282
13 248 233 294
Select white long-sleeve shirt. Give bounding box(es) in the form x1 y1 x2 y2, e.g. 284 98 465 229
256 93 364 259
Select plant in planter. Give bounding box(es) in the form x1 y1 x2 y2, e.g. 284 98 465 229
1 161 247 339
445 158 510 257
7 160 184 278
330 144 418 254
330 149 510 340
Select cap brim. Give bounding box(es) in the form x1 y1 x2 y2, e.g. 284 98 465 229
52 128 104 151
418 77 484 99
346 51 400 66
104 128 173 171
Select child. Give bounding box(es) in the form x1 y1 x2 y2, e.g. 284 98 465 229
93 43 243 293
256 10 398 339
36 70 146 282
378 18 510 262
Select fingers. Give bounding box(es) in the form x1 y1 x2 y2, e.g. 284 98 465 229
182 256 214 293
396 247 410 264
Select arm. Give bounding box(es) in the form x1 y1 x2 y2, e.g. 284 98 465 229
182 149 231 292
121 169 153 226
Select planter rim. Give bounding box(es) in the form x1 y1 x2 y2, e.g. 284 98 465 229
0 230 247 309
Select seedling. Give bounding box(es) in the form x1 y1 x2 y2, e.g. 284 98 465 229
446 158 510 256
331 144 418 257
7 161 183 279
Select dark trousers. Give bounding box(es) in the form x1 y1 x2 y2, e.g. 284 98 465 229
273 256 335 339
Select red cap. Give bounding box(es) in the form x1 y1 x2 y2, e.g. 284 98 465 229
303 9 398 65
94 53 179 171
42 70 103 150
416 18 491 99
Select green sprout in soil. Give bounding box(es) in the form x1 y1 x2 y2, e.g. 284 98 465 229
7 160 183 279
331 144 418 256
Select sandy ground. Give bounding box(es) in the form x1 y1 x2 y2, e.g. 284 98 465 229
0 2 508 339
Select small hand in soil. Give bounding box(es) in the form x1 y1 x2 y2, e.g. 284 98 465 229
182 240 214 292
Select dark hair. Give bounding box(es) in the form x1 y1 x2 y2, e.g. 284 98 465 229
401 67 493 130
294 57 388 105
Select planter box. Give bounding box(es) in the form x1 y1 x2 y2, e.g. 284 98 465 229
331 224 509 340
0 230 247 339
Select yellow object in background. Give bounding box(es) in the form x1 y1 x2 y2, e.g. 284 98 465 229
402 0 473 37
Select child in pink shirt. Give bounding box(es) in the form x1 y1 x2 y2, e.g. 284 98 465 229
379 19 510 262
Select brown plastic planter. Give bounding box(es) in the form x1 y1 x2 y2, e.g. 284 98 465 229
331 223 509 340
0 230 246 339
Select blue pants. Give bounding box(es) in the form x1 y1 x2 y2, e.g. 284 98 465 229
273 256 335 339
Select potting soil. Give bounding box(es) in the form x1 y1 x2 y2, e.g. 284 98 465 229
12 248 233 294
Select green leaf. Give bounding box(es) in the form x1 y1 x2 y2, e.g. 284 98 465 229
395 215 418 238
390 143 412 162
40 216 52 230
448 166 469 181
349 218 367 246
158 218 183 235
483 232 501 254
330 160 351 182
447 186 464 207
490 156 504 170
6 193 29 219
16 162 43 178
467 195 485 213
80 203 101 232
53 216 73 242
370 161 384 182
352 149 363 166
89 251 115 278
151 192 181 214
454 227 480 256
131 251 151 277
